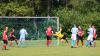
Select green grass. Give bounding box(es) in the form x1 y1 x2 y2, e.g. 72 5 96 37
0 40 100 56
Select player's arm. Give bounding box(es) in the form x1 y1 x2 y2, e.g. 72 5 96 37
12 35 16 38
94 29 97 39
81 30 84 36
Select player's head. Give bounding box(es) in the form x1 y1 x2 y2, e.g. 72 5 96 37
78 25 81 29
12 28 15 32
89 25 91 28
4 26 8 32
48 25 51 28
73 24 76 28
92 25 95 29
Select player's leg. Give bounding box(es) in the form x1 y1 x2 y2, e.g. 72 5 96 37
90 35 93 47
9 37 13 47
73 40 76 48
80 37 84 48
71 40 76 48
71 40 74 48
9 41 13 47
71 34 74 48
18 37 23 47
2 40 8 50
21 38 26 47
71 34 76 48
46 36 49 46
57 37 60 45
63 34 70 46
76 35 79 47
93 38 96 47
46 36 51 47
87 35 91 47
85 40 88 47
65 38 70 46
14 37 18 46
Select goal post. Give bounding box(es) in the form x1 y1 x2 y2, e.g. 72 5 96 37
0 16 60 31
0 16 59 46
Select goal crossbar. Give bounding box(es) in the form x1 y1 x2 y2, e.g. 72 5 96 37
0 16 60 31
0 16 59 19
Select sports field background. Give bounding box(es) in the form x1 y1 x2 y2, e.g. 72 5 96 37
0 40 100 56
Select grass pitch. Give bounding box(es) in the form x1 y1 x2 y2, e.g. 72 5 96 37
0 40 100 56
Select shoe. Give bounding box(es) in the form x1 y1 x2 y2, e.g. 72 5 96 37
71 46 73 48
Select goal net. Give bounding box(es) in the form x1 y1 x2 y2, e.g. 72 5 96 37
0 16 59 47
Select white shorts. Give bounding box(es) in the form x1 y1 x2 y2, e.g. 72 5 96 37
19 37 25 41
87 35 93 41
71 34 77 40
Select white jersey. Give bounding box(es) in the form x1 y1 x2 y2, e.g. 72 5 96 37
71 27 78 34
19 28 28 41
88 28 93 35
87 27 93 41
71 27 78 40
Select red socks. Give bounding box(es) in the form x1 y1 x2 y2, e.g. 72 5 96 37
47 40 51 47
94 41 96 47
3 45 7 50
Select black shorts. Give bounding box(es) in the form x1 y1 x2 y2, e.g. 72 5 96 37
47 36 52 40
61 34 67 39
10 37 15 41
93 38 96 41
77 35 83 41
3 40 8 45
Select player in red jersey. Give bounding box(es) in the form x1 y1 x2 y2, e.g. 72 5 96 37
46 26 53 47
9 29 18 47
2 26 8 50
92 25 97 47
76 26 84 48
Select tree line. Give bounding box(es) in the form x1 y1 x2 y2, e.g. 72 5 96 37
0 0 100 39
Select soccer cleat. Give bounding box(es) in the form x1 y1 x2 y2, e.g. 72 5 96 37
71 46 73 48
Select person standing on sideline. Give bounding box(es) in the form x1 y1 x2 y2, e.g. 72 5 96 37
76 26 84 48
2 26 8 50
87 25 93 47
19 28 28 47
71 24 78 48
46 26 53 47
92 25 97 47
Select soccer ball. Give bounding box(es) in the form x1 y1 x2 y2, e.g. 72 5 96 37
61 39 65 43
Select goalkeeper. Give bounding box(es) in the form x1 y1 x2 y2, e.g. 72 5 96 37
53 27 69 45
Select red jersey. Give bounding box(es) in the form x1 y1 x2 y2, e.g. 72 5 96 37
10 32 14 37
46 27 53 36
93 29 96 38
2 31 8 40
78 29 83 36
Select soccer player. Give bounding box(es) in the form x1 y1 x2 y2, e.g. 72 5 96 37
87 25 93 47
53 27 64 45
46 26 53 47
18 28 28 47
71 24 78 48
76 26 84 48
92 25 97 47
2 26 8 50
9 29 18 47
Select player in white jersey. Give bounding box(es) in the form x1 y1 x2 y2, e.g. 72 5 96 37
71 24 78 48
18 28 28 47
87 25 93 47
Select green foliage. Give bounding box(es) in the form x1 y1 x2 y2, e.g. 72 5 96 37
0 0 100 39
0 2 34 16
52 7 100 38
